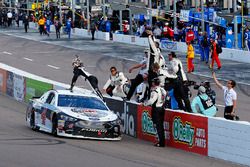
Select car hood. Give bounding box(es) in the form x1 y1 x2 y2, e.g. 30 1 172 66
58 107 118 122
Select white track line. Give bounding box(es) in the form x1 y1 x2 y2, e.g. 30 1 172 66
23 57 33 61
47 64 60 70
3 51 12 55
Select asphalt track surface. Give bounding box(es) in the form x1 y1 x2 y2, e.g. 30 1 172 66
0 27 249 167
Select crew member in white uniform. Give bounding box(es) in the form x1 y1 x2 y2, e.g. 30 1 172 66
144 78 166 147
69 55 104 100
167 52 192 112
103 66 128 98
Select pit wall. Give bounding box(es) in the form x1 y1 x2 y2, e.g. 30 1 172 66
1 63 250 166
27 22 250 64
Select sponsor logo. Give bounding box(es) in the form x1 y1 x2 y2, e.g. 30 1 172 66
115 108 135 137
161 40 177 50
194 128 206 148
173 117 194 147
142 111 156 135
80 128 107 133
41 108 47 125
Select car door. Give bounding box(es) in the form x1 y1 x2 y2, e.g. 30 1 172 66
35 91 56 132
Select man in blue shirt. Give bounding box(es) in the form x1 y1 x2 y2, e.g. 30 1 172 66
244 28 250 51
66 17 72 39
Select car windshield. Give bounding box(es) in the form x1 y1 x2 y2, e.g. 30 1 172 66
57 95 108 110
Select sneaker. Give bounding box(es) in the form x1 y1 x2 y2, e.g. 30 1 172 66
217 67 221 70
154 143 165 147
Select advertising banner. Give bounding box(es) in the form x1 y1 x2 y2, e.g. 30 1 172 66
13 74 25 102
137 105 208 155
165 111 208 155
137 105 156 142
180 10 190 22
6 71 14 97
25 78 53 102
161 40 177 50
193 44 201 54
0 69 7 94
104 98 137 137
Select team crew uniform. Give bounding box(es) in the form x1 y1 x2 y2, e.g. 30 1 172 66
69 56 104 100
103 70 128 98
144 78 166 147
168 53 192 112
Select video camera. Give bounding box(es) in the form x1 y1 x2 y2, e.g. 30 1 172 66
193 81 211 90
193 81 216 104
184 80 196 87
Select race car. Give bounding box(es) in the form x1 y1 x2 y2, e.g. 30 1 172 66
26 89 121 140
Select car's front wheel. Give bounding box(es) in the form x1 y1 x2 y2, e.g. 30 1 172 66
52 114 58 136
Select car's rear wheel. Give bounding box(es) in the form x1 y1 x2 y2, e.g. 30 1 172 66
52 114 58 136
30 109 39 131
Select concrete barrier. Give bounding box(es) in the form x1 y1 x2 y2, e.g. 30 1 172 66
0 62 250 166
25 22 250 63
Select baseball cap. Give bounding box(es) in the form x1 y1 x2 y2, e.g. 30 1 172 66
198 86 206 94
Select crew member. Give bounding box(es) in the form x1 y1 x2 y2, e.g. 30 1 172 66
168 52 192 112
126 48 149 101
144 78 166 147
69 55 104 100
103 67 128 98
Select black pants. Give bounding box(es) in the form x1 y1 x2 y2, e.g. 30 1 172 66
91 29 95 40
71 69 103 100
172 79 192 112
147 69 158 99
24 24 28 33
224 106 234 120
56 29 60 38
152 107 165 147
127 74 144 100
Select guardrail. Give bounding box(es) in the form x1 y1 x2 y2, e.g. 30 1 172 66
26 22 250 63
0 62 249 166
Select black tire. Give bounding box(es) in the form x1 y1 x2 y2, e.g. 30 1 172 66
51 114 58 136
30 109 39 131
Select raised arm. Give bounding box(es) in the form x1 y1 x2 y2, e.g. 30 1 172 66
212 72 223 89
129 63 145 73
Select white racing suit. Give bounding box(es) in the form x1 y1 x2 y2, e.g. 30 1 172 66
103 71 129 98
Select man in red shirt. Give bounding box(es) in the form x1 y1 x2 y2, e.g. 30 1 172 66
162 22 169 38
210 38 221 70
186 28 195 43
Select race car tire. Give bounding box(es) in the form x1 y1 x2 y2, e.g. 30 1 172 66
30 109 39 131
52 114 58 137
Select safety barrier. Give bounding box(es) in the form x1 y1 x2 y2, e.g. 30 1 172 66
0 62 249 166
111 34 250 63
26 22 250 63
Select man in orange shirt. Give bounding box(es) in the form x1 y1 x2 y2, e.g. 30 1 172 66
210 38 221 70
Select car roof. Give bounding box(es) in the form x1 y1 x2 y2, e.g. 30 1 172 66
55 89 100 98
